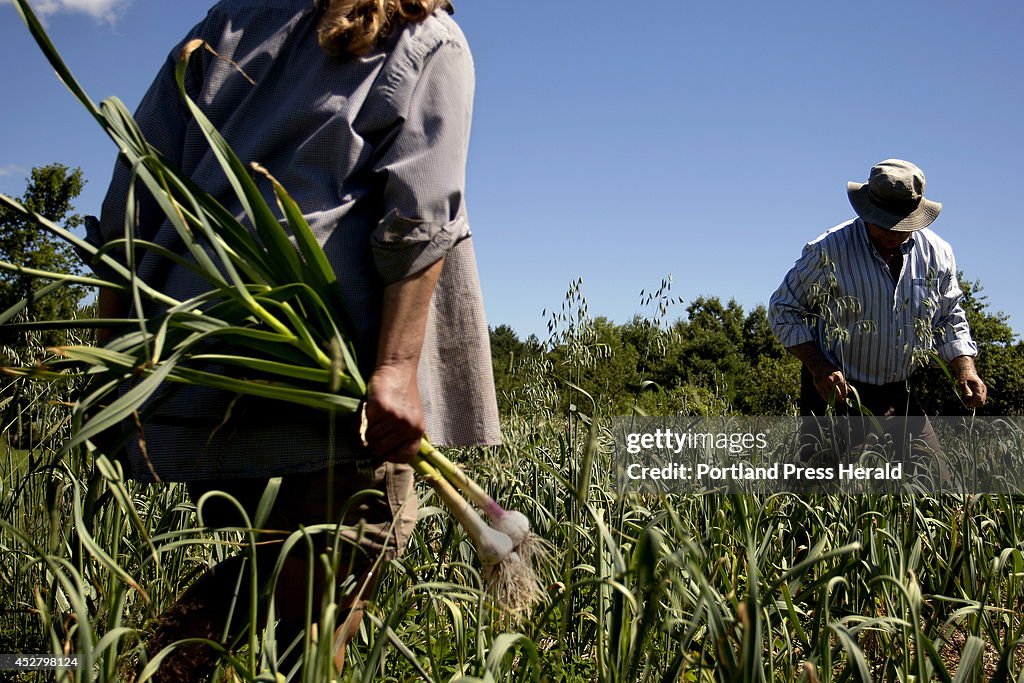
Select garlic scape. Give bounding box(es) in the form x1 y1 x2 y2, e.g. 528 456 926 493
417 445 549 567
412 440 544 613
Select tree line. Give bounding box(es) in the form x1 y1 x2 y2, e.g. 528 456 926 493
3 164 1022 418
489 285 1024 418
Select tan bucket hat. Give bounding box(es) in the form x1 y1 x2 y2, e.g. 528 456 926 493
847 159 942 231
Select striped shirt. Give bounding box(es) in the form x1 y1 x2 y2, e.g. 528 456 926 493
85 0 501 481
768 217 977 385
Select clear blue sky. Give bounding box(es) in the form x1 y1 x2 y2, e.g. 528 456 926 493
2 0 1022 341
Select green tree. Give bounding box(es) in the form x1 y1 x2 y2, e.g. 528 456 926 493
489 324 545 413
575 316 641 413
736 305 800 415
911 274 1024 416
741 304 786 362
0 163 87 346
659 297 749 408
484 281 1023 421
959 276 1016 346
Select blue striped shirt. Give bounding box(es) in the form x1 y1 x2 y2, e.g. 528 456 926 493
768 218 977 385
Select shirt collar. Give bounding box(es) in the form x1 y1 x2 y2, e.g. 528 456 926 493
856 216 917 255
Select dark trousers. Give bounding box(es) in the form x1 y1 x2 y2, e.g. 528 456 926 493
798 367 943 465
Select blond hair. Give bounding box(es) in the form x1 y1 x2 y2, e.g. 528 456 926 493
317 0 451 56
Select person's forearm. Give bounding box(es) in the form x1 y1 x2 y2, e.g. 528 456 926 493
363 258 445 462
788 341 850 402
787 341 837 374
376 258 445 369
949 354 977 377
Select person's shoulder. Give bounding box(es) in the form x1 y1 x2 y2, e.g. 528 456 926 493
802 218 859 253
398 8 470 52
914 227 957 263
810 218 858 244
374 8 473 110
915 226 953 250
381 7 472 74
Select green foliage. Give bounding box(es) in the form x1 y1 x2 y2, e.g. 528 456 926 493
4 2 1024 679
495 276 1023 419
489 324 544 414
6 343 1024 681
0 164 87 347
492 296 802 417
961 276 1017 346
912 274 1024 415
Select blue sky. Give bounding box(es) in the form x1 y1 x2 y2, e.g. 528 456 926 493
1 0 1022 341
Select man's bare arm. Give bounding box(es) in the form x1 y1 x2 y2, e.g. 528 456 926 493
787 341 850 403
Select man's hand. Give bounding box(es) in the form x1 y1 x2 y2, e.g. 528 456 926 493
786 342 852 404
811 364 851 404
363 363 424 463
950 355 987 409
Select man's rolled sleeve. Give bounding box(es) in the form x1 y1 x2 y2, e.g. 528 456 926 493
371 38 474 285
932 265 978 363
768 244 821 349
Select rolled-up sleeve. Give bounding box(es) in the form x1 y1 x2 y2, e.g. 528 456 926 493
932 261 978 362
370 38 474 285
768 243 822 349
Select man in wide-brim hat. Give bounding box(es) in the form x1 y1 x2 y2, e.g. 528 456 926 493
768 159 986 473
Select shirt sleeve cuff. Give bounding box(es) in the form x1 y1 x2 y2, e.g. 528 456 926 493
773 325 816 349
371 210 468 284
937 338 978 363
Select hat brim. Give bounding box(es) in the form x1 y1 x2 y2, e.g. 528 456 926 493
847 182 942 231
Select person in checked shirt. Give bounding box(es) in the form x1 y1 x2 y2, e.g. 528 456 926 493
88 0 500 679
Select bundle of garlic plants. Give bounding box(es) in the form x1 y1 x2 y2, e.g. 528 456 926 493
2 0 543 613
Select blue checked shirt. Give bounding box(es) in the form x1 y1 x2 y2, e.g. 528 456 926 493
84 0 501 481
768 218 977 385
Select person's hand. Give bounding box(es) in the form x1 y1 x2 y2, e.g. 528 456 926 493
812 364 850 404
362 363 424 463
956 368 988 409
949 355 987 409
